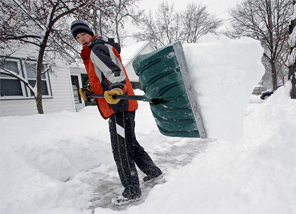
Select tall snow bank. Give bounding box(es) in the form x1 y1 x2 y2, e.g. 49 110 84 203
184 35 264 143
0 110 112 214
0 144 80 214
0 91 161 214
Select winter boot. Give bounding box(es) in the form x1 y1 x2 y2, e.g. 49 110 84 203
143 172 164 183
111 194 142 206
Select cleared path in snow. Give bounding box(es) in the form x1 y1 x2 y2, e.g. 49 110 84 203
78 138 212 212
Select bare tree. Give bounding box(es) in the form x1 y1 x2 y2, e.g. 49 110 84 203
111 0 143 45
155 2 181 46
134 2 179 49
135 1 222 48
182 3 223 43
85 5 114 38
134 10 164 49
86 0 143 46
0 0 113 114
228 0 293 91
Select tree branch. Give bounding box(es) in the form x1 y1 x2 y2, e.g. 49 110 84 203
0 69 36 99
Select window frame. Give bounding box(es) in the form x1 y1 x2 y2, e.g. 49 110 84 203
0 57 53 100
23 59 52 98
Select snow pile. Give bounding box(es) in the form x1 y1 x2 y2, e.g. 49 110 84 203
94 88 296 214
0 110 112 213
0 91 162 214
1 35 295 214
184 35 264 143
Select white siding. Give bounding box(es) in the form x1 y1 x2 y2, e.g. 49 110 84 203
0 45 75 116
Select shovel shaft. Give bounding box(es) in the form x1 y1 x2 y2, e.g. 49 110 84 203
90 93 167 104
90 94 144 101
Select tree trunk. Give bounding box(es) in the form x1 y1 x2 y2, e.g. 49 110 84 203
290 72 296 99
271 61 278 90
289 63 296 99
36 49 45 114
115 20 121 45
36 30 50 114
288 3 295 99
93 8 98 34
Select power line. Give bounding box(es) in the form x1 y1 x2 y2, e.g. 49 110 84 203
215 10 229 16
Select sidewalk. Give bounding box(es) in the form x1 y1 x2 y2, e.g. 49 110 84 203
71 138 212 212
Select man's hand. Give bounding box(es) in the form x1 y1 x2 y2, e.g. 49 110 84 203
79 88 93 102
104 88 123 104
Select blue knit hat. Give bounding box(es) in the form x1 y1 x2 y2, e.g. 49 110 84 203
71 20 94 39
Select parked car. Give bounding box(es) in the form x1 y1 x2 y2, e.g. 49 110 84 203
260 86 282 100
252 85 266 95
260 90 274 100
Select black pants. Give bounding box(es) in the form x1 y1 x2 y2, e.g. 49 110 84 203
109 111 162 199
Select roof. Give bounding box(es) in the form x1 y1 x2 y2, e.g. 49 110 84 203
120 41 150 67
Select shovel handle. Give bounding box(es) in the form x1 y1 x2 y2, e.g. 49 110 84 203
90 93 167 104
90 94 144 101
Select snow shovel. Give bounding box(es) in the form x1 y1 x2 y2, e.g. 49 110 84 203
83 41 206 138
81 88 169 104
131 41 206 138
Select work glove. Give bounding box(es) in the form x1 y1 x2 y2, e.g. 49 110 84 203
79 88 94 102
104 88 123 104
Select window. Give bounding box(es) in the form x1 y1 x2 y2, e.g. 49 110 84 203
0 59 25 97
0 58 52 99
25 61 49 96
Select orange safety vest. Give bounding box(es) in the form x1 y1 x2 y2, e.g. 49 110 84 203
80 35 138 119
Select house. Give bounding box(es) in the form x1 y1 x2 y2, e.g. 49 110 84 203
0 45 75 116
69 41 154 112
120 41 154 89
0 41 154 116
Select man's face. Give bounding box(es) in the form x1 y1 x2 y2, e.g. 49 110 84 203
76 32 93 46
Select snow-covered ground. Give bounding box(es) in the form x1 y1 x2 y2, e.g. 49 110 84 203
1 35 296 214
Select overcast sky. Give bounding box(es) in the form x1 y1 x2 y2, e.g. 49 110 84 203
138 0 242 18
124 0 243 45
